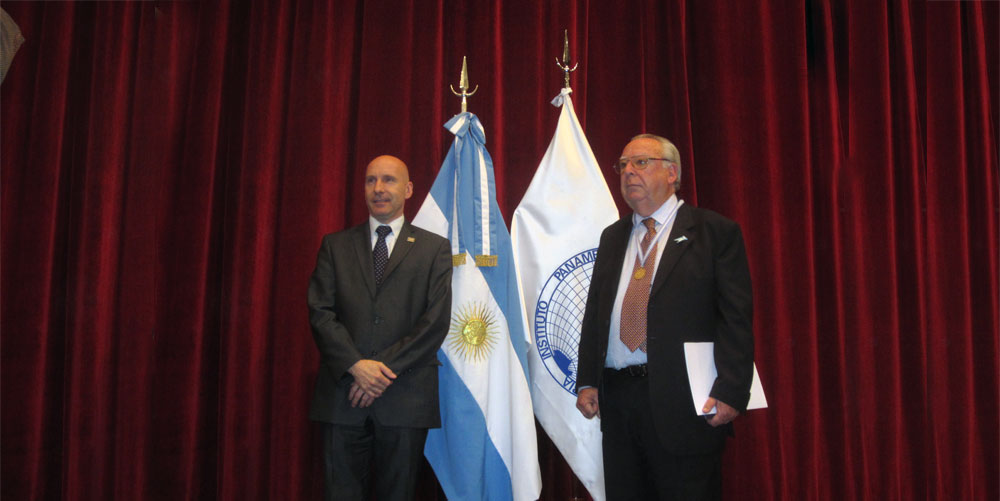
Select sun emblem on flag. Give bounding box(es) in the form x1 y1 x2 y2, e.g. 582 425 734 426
449 302 498 362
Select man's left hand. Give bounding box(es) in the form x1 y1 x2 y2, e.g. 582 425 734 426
702 397 740 427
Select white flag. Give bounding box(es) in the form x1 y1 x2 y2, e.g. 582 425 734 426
511 88 618 501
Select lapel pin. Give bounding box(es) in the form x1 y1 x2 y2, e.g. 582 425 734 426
407 237 416 242
674 236 688 243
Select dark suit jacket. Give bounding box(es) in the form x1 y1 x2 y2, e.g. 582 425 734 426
577 203 754 454
308 220 452 428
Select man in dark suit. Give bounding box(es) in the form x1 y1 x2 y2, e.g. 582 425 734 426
576 135 754 500
308 155 452 501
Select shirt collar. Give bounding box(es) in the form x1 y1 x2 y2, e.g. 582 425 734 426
632 194 680 229
369 215 405 238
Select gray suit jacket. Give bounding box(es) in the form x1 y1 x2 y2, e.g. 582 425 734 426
308 220 452 428
577 203 754 453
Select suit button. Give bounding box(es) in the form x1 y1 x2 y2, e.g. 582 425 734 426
374 316 382 325
371 351 378 356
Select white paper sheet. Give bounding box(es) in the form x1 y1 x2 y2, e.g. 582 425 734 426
684 342 768 415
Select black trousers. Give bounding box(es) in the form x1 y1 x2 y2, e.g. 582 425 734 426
601 368 723 501
321 418 428 501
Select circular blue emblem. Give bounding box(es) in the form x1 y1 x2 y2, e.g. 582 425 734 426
533 248 599 396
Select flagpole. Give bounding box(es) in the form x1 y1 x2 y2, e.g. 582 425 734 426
556 32 586 501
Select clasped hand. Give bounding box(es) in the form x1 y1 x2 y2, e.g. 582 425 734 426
347 359 396 408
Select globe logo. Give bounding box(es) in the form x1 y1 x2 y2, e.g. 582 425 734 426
533 248 598 396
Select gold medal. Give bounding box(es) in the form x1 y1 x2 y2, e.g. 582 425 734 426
633 268 646 280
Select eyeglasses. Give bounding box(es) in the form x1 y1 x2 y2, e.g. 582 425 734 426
611 156 673 174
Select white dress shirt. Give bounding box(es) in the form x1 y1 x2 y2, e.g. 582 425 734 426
605 195 684 369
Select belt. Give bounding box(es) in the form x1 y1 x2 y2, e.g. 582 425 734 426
605 364 648 377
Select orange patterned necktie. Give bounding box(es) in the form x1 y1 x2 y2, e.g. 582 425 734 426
619 218 657 352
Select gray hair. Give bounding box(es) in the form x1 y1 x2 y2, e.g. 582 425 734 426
631 133 681 191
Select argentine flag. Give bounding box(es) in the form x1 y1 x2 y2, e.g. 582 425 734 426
414 112 542 501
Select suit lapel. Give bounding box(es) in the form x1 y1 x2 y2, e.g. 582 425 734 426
650 204 695 296
602 217 633 318
381 221 416 284
352 223 377 298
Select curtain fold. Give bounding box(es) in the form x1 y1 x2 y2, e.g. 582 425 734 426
1 1 996 499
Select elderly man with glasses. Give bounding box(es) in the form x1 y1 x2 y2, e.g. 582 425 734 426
576 134 755 500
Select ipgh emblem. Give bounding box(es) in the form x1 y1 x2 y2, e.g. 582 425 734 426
534 248 599 396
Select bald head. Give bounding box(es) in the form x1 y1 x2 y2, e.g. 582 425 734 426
364 155 413 223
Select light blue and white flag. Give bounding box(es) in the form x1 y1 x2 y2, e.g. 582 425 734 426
414 112 542 501
511 88 619 501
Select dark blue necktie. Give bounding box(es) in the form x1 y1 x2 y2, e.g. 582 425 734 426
373 225 391 286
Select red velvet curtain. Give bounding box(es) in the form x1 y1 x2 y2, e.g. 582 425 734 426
2 1 997 499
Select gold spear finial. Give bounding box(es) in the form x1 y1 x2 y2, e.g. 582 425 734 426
562 30 570 64
450 56 479 113
555 29 578 89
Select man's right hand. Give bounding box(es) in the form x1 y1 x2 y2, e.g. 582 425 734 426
576 387 600 419
348 359 397 397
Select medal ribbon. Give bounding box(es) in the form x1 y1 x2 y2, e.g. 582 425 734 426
632 200 682 271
